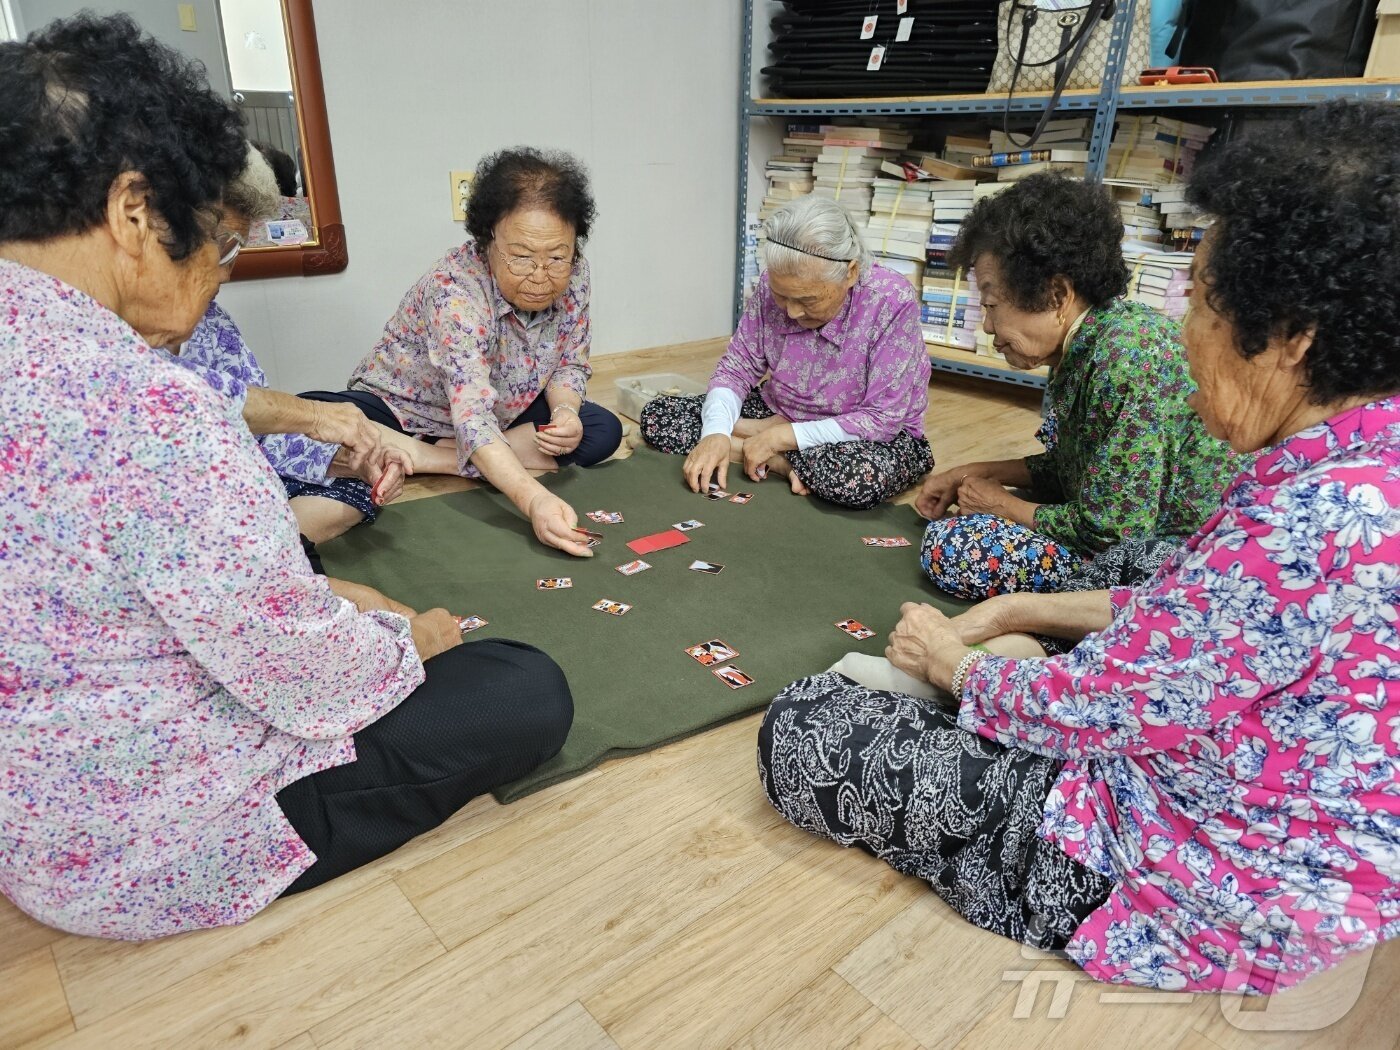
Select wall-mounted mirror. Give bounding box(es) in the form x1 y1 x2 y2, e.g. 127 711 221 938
8 0 345 278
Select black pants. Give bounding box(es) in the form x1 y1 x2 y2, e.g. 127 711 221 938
299 389 624 468
276 638 572 894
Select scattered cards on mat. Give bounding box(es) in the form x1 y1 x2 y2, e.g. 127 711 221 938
684 638 739 666
592 598 632 617
616 559 652 575
713 665 754 690
673 520 705 532
537 577 573 590
689 559 724 575
457 615 488 633
862 536 911 547
586 510 624 524
836 618 876 641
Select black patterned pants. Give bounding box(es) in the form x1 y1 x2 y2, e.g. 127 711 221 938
757 672 1114 950
639 389 934 511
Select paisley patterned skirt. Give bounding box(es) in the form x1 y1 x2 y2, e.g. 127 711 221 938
758 672 1113 950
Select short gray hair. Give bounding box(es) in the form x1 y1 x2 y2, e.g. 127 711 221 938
224 142 282 223
762 195 871 282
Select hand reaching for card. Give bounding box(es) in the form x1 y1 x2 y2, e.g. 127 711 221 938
684 434 732 493
528 490 593 557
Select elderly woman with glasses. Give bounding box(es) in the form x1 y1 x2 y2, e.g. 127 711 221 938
0 15 572 940
272 148 623 556
640 194 933 510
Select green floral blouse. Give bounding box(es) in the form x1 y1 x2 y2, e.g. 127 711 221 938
1026 298 1239 554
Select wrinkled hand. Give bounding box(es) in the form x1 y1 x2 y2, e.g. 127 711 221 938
949 595 1021 646
916 467 972 520
368 447 413 505
528 490 592 557
409 608 463 662
314 401 384 478
326 577 418 617
536 409 583 457
684 434 732 493
955 475 1012 517
886 601 962 683
742 431 778 483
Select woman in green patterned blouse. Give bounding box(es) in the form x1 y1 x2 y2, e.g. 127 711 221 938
916 173 1238 600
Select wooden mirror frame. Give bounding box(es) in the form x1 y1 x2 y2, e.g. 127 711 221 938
231 0 347 279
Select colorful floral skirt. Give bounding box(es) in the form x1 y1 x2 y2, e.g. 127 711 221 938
921 513 1083 600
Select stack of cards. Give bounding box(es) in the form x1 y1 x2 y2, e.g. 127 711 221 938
683 638 753 689
627 530 689 555
575 528 604 549
457 615 488 633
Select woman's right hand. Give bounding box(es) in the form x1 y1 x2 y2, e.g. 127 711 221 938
527 490 593 557
684 434 732 493
916 466 974 520
409 608 464 662
949 595 1024 645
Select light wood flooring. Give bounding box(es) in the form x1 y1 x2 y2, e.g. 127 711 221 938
3 339 1396 1050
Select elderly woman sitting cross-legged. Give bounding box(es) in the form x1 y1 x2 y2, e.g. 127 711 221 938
916 174 1239 600
641 195 933 510
759 100 1400 996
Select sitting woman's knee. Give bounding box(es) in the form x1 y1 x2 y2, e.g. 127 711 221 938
575 404 623 466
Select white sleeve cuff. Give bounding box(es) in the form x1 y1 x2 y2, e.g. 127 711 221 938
699 387 743 439
792 418 859 451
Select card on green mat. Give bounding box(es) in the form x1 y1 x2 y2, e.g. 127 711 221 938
317 447 969 802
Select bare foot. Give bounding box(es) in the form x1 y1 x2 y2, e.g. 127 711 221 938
501 425 559 471
761 455 809 496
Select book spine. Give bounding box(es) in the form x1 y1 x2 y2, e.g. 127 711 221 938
971 150 1050 168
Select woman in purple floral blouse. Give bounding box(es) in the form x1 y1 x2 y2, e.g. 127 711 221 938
761 102 1400 996
0 15 571 940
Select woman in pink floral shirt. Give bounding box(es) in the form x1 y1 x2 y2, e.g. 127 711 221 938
760 102 1400 995
0 16 570 940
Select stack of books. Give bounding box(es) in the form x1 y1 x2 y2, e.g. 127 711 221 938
941 131 992 169
1105 115 1213 186
920 265 982 352
1123 250 1194 320
1149 183 1212 252
812 124 913 220
758 123 822 221
861 175 934 287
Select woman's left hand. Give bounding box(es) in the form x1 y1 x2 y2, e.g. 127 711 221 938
326 577 418 617
536 407 583 457
954 475 1013 517
742 431 778 482
887 601 963 685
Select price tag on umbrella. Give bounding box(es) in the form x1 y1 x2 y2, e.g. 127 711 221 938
860 14 877 38
867 44 886 70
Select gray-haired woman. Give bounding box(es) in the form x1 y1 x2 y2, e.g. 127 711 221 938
640 195 934 509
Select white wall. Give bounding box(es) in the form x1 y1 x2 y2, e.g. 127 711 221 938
219 0 291 93
15 0 232 96
220 0 741 392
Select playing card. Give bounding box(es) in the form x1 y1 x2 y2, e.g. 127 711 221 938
689 560 724 575
456 615 488 633
586 510 624 524
713 665 754 690
835 618 877 641
729 492 754 504
627 530 689 555
616 559 652 576
575 528 604 549
862 536 911 547
536 577 573 590
673 520 705 532
684 638 739 666
591 598 632 617
704 490 730 501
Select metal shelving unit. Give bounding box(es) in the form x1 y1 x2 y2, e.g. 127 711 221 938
734 0 1400 392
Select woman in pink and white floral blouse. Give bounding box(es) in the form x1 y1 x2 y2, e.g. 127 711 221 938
760 101 1400 996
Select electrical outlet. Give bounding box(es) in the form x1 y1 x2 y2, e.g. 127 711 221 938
178 4 197 31
450 170 474 222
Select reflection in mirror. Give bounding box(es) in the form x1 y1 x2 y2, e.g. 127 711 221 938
10 0 344 276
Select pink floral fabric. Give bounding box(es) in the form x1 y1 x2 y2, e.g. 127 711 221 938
0 260 424 939
963 397 1400 994
347 240 591 475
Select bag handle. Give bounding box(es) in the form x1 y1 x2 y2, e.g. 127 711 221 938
1001 0 1115 149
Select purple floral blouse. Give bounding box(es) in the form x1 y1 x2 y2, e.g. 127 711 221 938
0 260 424 939
710 265 931 442
964 396 1400 994
347 240 592 475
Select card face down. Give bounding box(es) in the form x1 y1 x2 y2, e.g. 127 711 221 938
627 530 690 555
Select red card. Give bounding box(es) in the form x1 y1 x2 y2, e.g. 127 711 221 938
626 529 690 555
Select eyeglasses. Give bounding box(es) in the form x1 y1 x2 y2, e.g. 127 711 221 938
215 229 246 267
493 241 573 279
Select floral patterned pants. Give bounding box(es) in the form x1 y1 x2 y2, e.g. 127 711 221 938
921 513 1084 600
639 389 934 511
758 672 1114 949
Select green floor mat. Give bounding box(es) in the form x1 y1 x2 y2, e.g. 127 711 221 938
317 446 969 802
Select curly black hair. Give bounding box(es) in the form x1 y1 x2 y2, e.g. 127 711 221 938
1187 101 1400 405
0 13 246 260
949 171 1128 311
465 148 595 248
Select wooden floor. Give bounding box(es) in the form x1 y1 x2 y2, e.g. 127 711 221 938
3 340 1397 1050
